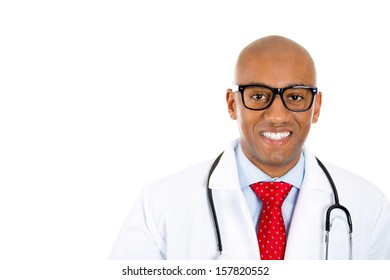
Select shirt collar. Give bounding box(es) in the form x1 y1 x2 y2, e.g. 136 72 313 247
235 143 305 189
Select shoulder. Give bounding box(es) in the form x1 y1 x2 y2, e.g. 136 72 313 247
326 162 380 190
143 159 214 200
319 161 388 204
304 147 387 204
137 159 216 226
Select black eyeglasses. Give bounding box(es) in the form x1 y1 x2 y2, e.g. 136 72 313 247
233 84 318 112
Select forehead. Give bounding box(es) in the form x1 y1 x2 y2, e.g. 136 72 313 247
235 48 317 87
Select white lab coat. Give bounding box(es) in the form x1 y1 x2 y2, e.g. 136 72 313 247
110 140 390 260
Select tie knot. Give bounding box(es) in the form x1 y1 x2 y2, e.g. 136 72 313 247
250 181 292 207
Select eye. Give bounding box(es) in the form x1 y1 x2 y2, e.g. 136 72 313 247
288 95 304 102
285 88 310 102
250 93 267 101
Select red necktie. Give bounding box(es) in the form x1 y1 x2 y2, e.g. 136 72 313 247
250 181 293 260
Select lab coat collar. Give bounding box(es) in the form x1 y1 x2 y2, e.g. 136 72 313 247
301 147 333 194
208 139 241 190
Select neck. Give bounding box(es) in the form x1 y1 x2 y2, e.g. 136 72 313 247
241 146 301 178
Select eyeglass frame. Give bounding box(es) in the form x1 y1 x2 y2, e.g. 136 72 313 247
232 83 319 112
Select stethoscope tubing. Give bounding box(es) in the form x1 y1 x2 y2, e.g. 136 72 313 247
206 152 224 254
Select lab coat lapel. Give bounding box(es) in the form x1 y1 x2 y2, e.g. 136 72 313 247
208 140 260 259
285 148 333 259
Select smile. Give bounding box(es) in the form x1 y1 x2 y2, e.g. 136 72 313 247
261 131 291 141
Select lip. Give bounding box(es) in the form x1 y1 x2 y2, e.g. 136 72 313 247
260 130 292 145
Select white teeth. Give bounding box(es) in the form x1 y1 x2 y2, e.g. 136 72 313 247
261 131 290 140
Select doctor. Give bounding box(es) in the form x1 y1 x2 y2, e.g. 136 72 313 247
110 35 390 260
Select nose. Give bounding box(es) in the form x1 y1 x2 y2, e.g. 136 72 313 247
263 95 290 123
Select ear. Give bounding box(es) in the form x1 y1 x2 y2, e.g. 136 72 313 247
226 89 237 120
312 91 322 123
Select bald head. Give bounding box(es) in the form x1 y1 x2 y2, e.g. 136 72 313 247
234 35 317 86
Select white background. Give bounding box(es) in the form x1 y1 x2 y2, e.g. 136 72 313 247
1 0 389 278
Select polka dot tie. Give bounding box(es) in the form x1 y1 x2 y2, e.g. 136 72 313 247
250 181 293 260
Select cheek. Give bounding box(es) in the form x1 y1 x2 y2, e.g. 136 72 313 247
236 109 262 138
296 113 314 136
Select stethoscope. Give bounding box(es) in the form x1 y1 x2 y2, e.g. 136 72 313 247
207 152 353 260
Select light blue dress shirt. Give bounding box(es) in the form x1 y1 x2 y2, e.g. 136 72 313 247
235 143 305 236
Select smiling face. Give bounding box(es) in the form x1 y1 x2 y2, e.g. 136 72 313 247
227 36 322 177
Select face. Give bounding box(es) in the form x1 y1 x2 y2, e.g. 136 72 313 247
227 50 322 177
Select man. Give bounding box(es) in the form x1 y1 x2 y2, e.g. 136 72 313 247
110 35 390 259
